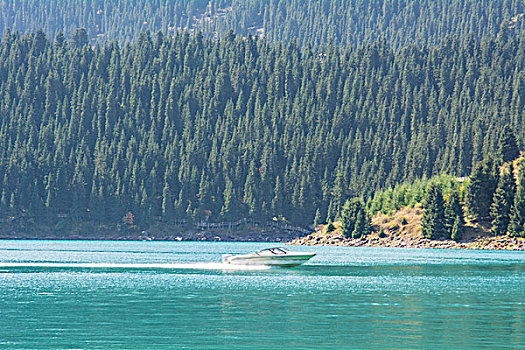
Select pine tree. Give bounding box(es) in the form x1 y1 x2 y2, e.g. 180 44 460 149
313 208 322 228
498 125 520 163
351 210 365 239
465 159 498 219
326 200 336 224
220 177 235 220
421 183 447 239
341 199 358 237
509 163 525 237
70 28 88 48
450 215 464 242
490 166 516 236
341 198 371 238
161 182 173 221
445 190 464 239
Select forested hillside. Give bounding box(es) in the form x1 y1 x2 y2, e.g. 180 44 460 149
0 29 523 229
1 0 524 48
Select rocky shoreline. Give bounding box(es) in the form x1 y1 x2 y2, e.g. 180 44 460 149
0 232 292 242
0 224 300 243
3 217 525 250
4 228 525 250
289 230 525 250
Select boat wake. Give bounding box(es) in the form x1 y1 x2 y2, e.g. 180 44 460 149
0 262 271 271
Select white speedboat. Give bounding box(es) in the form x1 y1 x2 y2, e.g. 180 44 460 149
222 247 316 267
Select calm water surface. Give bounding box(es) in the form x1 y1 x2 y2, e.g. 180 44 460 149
1 240 524 349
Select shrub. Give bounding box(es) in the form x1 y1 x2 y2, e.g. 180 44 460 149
326 220 335 233
341 198 371 237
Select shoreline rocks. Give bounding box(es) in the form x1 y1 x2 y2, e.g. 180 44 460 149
0 225 299 243
288 231 525 250
2 220 524 250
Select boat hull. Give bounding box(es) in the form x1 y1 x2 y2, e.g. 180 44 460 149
223 253 316 267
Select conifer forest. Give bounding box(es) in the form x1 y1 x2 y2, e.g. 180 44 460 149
2 0 525 48
0 0 524 234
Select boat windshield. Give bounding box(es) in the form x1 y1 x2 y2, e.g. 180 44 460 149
258 247 289 255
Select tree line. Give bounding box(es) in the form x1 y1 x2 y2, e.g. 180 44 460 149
1 0 524 49
0 29 524 232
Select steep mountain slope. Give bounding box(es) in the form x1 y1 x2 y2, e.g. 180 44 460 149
0 31 523 233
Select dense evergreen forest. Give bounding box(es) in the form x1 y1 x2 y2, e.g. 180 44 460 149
1 0 525 48
0 28 524 230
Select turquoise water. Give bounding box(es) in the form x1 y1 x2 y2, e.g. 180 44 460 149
1 241 524 349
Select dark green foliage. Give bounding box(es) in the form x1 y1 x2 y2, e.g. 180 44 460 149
341 199 358 237
466 159 499 220
446 189 466 241
509 163 525 237
491 166 516 236
70 28 88 48
421 184 447 240
326 220 335 233
1 0 524 49
378 226 387 238
401 217 408 225
0 30 523 231
313 208 322 228
351 211 367 239
445 191 464 239
341 198 371 238
450 215 464 242
368 175 460 216
498 125 520 163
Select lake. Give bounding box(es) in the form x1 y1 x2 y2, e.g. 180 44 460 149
1 240 524 349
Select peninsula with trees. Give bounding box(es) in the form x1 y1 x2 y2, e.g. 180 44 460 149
292 140 525 250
